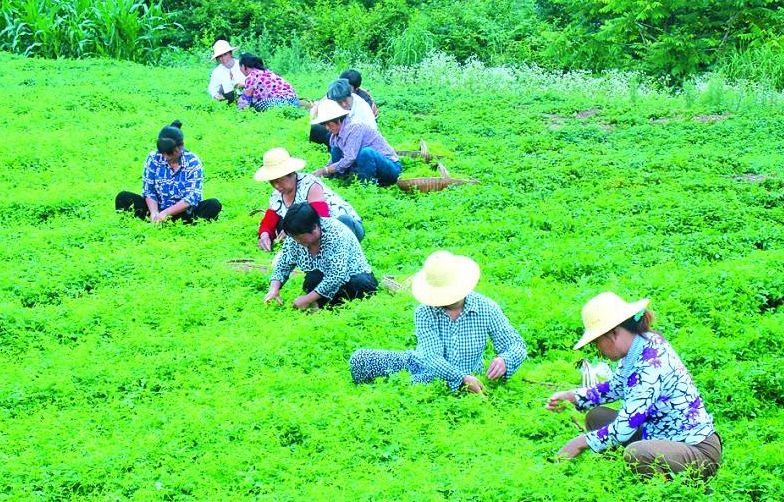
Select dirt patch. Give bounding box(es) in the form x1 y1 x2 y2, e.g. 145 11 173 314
575 108 599 119
226 259 271 273
649 117 673 124
543 113 566 130
734 173 768 183
694 113 731 123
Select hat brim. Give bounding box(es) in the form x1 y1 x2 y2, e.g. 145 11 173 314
573 298 650 350
411 256 480 307
253 158 306 181
212 46 238 59
310 110 348 125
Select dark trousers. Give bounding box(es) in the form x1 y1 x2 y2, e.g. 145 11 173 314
115 191 222 222
309 124 331 151
302 270 377 307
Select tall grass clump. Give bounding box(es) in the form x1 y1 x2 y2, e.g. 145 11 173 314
0 0 176 63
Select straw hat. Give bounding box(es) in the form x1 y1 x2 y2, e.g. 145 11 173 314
212 40 238 59
573 292 650 350
411 251 480 307
310 99 349 125
254 148 306 181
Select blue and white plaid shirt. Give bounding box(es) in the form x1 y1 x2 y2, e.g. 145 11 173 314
271 218 373 299
409 292 527 390
141 149 203 210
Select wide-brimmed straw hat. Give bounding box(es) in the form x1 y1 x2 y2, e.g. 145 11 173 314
254 148 306 181
573 292 650 350
212 40 238 59
310 99 349 125
411 251 480 307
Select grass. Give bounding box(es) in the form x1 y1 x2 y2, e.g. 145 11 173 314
1 51 784 500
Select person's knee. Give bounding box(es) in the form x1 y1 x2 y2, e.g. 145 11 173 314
199 199 222 220
115 191 133 210
585 407 610 431
624 442 659 478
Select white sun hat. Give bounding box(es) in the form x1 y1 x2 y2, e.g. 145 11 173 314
253 148 306 181
310 99 349 125
411 251 480 307
212 40 238 59
573 292 650 350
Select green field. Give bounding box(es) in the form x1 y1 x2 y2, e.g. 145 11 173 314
2 52 784 500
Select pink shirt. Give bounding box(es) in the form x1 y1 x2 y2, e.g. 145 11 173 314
243 68 297 101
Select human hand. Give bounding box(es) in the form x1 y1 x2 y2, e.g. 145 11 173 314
292 295 312 310
151 211 169 224
214 93 225 101
258 232 272 251
486 357 506 380
546 391 576 412
313 167 327 177
264 290 283 305
556 435 588 459
462 375 485 394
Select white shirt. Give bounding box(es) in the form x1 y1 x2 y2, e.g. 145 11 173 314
207 60 245 98
348 93 377 130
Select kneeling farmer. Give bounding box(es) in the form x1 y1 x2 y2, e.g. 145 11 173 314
546 292 721 480
311 99 401 186
265 202 377 309
350 251 527 393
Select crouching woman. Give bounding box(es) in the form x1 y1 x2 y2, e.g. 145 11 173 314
264 202 377 310
349 251 527 394
546 292 721 480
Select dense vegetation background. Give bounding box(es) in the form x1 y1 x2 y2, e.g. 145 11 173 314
2 0 784 499
3 0 784 84
2 47 784 498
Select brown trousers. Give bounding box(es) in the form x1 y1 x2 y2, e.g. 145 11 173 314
586 406 722 480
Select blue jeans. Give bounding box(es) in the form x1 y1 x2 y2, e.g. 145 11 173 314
330 146 402 186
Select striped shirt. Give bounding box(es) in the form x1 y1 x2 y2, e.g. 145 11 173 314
328 122 398 175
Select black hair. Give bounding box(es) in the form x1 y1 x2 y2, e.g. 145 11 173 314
239 53 266 70
157 120 184 154
617 310 655 334
281 202 319 236
339 69 362 88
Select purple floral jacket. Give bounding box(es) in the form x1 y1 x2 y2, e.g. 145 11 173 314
574 332 715 452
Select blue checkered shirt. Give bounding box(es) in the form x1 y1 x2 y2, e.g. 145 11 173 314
271 218 373 299
141 149 203 210
408 292 527 390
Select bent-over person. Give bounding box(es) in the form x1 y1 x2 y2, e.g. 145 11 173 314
349 251 527 393
311 100 401 186
264 202 377 310
546 292 721 480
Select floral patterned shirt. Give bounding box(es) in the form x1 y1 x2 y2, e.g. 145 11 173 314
268 173 360 222
238 68 297 109
141 149 203 210
270 218 372 299
574 333 715 452
408 292 527 390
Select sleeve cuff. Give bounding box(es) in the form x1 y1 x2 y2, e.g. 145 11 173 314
584 431 606 452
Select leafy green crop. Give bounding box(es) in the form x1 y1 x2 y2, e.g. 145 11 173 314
0 52 783 500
